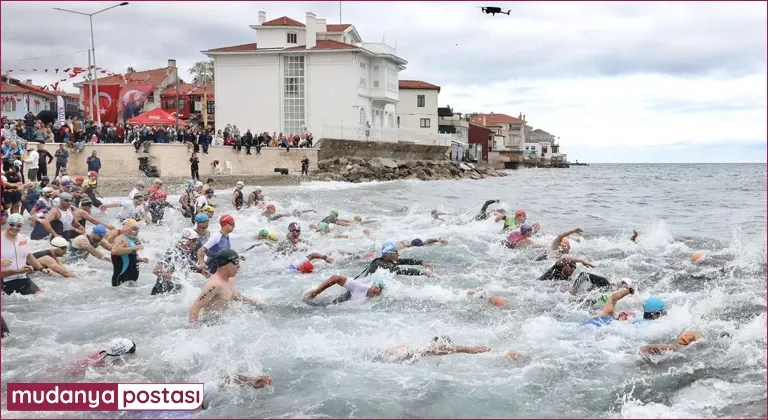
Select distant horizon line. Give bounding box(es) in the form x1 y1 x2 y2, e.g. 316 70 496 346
566 162 766 164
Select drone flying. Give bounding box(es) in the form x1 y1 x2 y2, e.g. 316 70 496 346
480 6 511 16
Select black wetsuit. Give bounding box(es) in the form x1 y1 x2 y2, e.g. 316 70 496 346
83 181 104 208
1 316 9 337
263 212 286 221
32 249 54 260
321 214 338 224
475 199 497 221
233 189 244 210
538 260 611 289
356 257 424 278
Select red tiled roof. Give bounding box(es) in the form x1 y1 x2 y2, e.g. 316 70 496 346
470 113 525 125
1 78 55 99
286 39 360 51
58 92 79 99
206 42 259 53
160 83 214 98
325 24 351 32
81 67 169 86
399 80 441 91
262 16 305 27
1 82 27 93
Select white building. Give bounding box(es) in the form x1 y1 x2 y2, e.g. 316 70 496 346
202 11 407 136
1 77 57 119
397 80 439 132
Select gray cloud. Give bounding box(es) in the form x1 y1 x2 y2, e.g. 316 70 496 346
1 1 765 91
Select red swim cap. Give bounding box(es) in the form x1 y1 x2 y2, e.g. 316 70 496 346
220 214 235 227
516 210 526 218
298 260 314 273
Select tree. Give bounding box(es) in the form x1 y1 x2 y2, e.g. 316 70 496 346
189 59 214 84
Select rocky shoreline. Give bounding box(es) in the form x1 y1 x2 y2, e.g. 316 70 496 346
312 157 505 182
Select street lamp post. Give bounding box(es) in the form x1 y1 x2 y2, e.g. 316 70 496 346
53 2 129 125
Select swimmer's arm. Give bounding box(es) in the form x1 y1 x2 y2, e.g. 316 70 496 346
551 228 583 250
307 253 333 263
101 202 121 209
334 220 353 226
110 237 141 256
26 252 46 272
70 217 84 233
306 274 347 298
196 246 208 270
560 256 594 268
41 207 60 237
595 287 633 318
222 374 272 389
423 345 490 356
395 258 423 266
79 211 106 228
189 284 220 325
98 239 113 251
231 192 238 208
232 292 264 308
76 237 107 260
424 238 448 245
639 343 679 355
480 199 498 214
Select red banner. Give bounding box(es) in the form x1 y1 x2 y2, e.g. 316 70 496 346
83 84 120 124
120 84 155 120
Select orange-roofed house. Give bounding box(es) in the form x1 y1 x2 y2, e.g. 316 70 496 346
397 80 440 133
202 11 407 136
469 113 527 169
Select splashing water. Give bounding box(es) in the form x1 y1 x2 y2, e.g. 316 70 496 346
1 163 765 418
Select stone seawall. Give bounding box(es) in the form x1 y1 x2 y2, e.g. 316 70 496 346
312 157 504 182
315 138 450 162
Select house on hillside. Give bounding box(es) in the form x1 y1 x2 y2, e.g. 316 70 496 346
160 83 215 128
1 76 81 119
202 11 407 136
438 105 473 161
398 80 440 133
470 112 526 169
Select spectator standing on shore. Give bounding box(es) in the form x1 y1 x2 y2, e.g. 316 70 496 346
243 130 253 155
36 143 53 181
87 151 101 174
301 156 309 176
190 153 200 181
199 130 211 154
54 144 68 177
24 146 39 182
24 111 35 140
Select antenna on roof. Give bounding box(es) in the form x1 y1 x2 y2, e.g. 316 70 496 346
339 1 342 24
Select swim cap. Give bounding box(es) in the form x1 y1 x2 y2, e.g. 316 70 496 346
61 176 72 183
51 237 69 249
220 214 235 227
288 222 301 232
106 338 136 356
266 204 276 211
202 205 215 213
122 219 140 233
598 293 611 304
41 176 50 182
411 238 424 247
79 197 92 206
62 180 72 187
92 224 108 236
195 213 210 224
59 192 73 201
515 210 526 218
212 249 239 267
195 181 203 188
381 242 398 255
619 278 634 289
236 181 244 188
520 224 533 235
373 278 387 289
259 228 269 237
677 331 702 346
488 296 507 307
70 186 81 192
75 176 84 184
298 260 314 273
8 213 23 225
330 209 339 216
206 178 215 184
88 171 98 177
643 297 665 313
205 188 214 195
691 252 704 263
292 209 302 217
52 198 61 207
318 222 329 231
354 215 362 222
181 228 198 240
153 179 162 185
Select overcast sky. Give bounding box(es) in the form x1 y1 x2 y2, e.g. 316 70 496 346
2 1 766 163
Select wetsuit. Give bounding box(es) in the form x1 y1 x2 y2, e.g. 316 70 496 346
179 190 194 219
501 216 518 232
82 180 104 208
233 189 244 210
356 257 424 278
321 214 338 224
1 316 9 337
249 191 263 206
538 260 611 289
151 248 192 295
538 260 570 281
474 199 497 221
111 235 140 287
50 207 76 241
23 184 41 214
263 212 287 221
32 249 54 260
570 272 611 292
30 197 53 240
202 232 231 274
64 234 103 263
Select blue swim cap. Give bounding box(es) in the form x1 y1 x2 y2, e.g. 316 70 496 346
411 238 424 247
520 224 533 235
643 297 665 313
373 278 387 289
381 242 398 255
195 213 210 224
92 224 107 236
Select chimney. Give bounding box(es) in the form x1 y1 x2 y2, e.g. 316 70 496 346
25 79 32 84
167 59 177 69
523 114 526 121
127 67 135 74
306 12 317 49
258 11 266 25
482 116 487 126
518 112 522 119
316 18 327 34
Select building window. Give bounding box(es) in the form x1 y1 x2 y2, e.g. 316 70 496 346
283 55 305 135
496 129 502 136
359 77 367 87
359 62 366 69
417 95 425 107
287 33 297 44
166 98 175 109
511 125 521 131
177 98 186 111
3 100 15 112
397 116 400 127
207 101 215 115
359 108 366 126
542 147 548 154
388 114 394 127
373 65 379 71
420 118 430 128
373 81 379 88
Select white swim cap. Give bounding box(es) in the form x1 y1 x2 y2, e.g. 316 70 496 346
181 228 198 240
106 338 136 356
618 278 634 289
195 181 203 188
236 181 244 188
50 237 68 248
41 187 53 193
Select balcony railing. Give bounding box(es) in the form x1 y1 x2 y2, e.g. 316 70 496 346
321 124 452 146
357 42 396 55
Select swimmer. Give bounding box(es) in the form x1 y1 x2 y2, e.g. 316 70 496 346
40 192 83 241
232 181 246 210
634 296 667 324
152 228 204 295
583 287 635 327
274 222 306 255
128 181 146 200
31 237 76 278
285 253 334 274
262 204 291 221
179 180 197 219
65 225 113 263
69 338 137 376
201 205 216 219
246 187 264 208
313 222 349 238
1 213 52 295
466 287 508 307
320 209 352 226
204 177 216 193
431 210 448 221
73 198 116 232
475 199 500 221
116 193 151 224
258 228 279 242
537 255 599 284
110 219 149 287
380 336 491 364
189 249 264 326
503 224 543 249
397 237 449 250
195 188 214 214
304 275 386 304
640 331 703 356
197 214 241 275
496 209 541 234
354 215 378 225
356 242 435 278
534 228 584 261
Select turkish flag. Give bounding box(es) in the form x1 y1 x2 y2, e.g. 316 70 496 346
120 84 155 120
83 84 120 124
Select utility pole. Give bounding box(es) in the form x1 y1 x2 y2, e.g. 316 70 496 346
175 65 179 133
87 49 94 120
339 1 342 24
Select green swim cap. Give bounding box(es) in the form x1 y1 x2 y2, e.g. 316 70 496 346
318 222 329 231
598 293 611 304
259 228 269 237
354 215 362 222
330 209 339 216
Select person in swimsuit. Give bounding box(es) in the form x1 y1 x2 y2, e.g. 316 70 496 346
357 242 435 278
274 222 306 255
312 222 350 238
147 179 171 225
110 219 149 287
65 224 113 264
128 181 146 200
640 331 703 356
195 188 214 214
81 171 107 212
496 209 540 233
152 228 203 295
39 192 83 241
285 253 334 274
190 213 211 259
379 336 491 364
72 198 116 233
475 199 500 221
503 224 542 249
304 275 386 305
117 193 150 224
583 286 635 327
246 187 264 209
29 186 54 239
262 204 291 221
397 237 449 250
1 213 52 295
179 180 196 220
197 214 241 275
320 209 352 226
31 236 76 278
232 181 245 210
188 249 264 326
